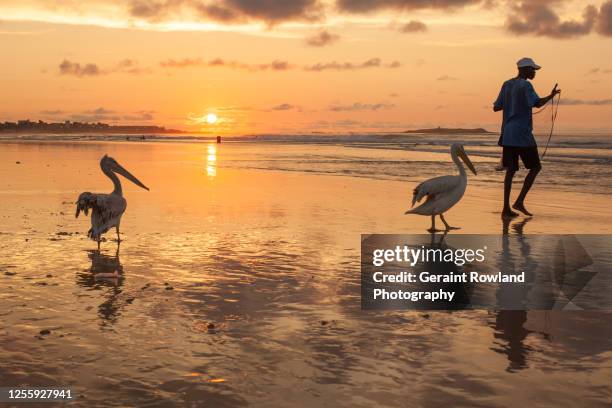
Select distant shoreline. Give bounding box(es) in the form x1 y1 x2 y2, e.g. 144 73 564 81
0 119 183 135
403 127 493 134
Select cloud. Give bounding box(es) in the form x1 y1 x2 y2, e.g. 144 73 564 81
160 58 203 68
59 59 100 77
587 67 612 75
597 0 612 36
437 75 458 81
123 111 155 120
211 58 292 71
304 57 400 71
329 102 395 111
59 59 150 77
305 30 340 46
559 98 612 106
271 103 295 111
336 0 481 13
85 107 115 115
161 56 400 72
114 58 152 74
399 20 427 33
161 57 292 71
128 0 324 25
70 107 124 122
32 107 155 123
505 1 597 39
70 114 121 122
39 110 64 115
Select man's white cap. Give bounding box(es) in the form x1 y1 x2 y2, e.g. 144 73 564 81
517 57 541 70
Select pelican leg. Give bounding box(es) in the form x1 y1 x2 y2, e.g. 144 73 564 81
116 225 121 243
427 215 444 233
440 213 460 230
97 238 101 250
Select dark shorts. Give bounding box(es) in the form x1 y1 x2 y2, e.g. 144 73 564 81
502 146 541 171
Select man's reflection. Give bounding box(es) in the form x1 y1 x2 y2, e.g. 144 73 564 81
492 217 534 372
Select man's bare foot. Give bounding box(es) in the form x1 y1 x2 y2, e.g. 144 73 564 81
512 202 533 216
501 209 519 218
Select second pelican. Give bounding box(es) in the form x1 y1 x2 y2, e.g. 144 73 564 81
405 144 477 232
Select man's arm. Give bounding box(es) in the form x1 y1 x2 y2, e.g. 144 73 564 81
493 84 505 112
534 83 561 108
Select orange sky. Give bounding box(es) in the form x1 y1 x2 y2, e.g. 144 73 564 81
0 0 611 134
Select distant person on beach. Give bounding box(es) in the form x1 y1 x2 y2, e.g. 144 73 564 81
493 57 560 218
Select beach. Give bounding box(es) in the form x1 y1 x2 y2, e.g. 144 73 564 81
1 140 611 407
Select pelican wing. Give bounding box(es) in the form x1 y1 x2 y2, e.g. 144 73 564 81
411 175 459 206
76 192 126 239
76 192 125 217
75 192 97 218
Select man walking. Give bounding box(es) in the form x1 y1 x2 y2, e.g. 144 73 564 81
494 57 560 218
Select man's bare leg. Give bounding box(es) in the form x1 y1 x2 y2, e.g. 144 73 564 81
513 165 541 216
502 169 519 218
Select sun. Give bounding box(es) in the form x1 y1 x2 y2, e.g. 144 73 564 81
206 113 218 124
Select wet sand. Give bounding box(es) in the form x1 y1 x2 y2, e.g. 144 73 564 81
1 141 611 407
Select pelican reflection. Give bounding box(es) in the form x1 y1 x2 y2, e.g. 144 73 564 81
76 248 127 326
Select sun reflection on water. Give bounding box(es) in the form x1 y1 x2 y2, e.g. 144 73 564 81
206 144 217 178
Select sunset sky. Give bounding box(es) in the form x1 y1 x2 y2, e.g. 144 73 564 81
1 0 611 134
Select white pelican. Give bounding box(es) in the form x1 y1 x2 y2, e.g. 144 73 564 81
405 144 477 232
76 155 149 248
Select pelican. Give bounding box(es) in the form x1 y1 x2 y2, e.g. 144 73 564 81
405 144 477 232
76 155 149 248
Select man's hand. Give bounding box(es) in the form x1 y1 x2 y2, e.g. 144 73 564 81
535 83 561 108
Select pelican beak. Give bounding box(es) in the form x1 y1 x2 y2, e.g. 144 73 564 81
113 162 150 191
458 148 477 175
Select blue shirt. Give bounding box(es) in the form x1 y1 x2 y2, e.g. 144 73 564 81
494 78 540 147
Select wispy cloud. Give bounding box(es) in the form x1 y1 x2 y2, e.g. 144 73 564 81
59 60 100 77
123 110 155 121
35 107 155 122
271 103 295 111
304 58 400 72
329 102 395 111
160 57 292 71
159 58 203 68
39 109 64 115
159 57 399 72
398 20 427 33
59 59 150 77
437 75 458 81
305 30 340 46
559 98 612 106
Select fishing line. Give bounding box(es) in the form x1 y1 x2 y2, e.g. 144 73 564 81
540 91 560 159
